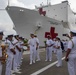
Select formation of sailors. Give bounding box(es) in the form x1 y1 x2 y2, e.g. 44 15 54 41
0 30 76 75
0 32 25 75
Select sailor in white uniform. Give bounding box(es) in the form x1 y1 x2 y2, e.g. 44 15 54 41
19 37 24 66
13 35 21 72
45 35 54 61
5 34 16 75
65 30 76 75
34 35 40 61
53 38 57 53
0 31 6 75
28 33 38 65
65 40 68 51
54 37 62 67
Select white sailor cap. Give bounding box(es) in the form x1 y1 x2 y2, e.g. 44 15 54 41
14 34 19 37
70 30 76 33
30 32 34 35
7 34 13 37
56 36 60 38
56 36 60 40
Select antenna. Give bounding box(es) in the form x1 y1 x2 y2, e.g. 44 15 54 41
47 0 51 5
8 0 10 6
47 0 48 5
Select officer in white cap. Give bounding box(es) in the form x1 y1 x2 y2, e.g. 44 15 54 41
34 35 40 61
28 33 37 65
53 38 57 53
5 34 16 75
54 36 62 67
65 30 76 75
45 35 54 61
0 31 6 75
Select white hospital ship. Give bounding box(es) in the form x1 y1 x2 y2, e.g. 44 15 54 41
6 1 76 46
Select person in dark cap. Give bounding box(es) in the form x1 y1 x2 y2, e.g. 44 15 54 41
5 34 16 75
65 30 76 75
0 31 6 75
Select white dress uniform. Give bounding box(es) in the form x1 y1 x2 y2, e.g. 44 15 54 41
45 39 53 61
18 41 24 66
53 40 56 53
28 37 37 64
35 37 40 61
5 40 15 75
13 39 20 71
0 41 2 75
55 41 62 67
65 40 68 51
67 36 76 75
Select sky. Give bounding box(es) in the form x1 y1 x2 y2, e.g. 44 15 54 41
8 0 76 12
0 0 76 35
0 0 76 11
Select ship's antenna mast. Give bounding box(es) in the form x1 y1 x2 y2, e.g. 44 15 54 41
8 0 10 6
47 0 48 5
47 0 51 5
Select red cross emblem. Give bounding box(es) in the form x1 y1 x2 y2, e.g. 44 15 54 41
45 27 58 39
39 8 46 16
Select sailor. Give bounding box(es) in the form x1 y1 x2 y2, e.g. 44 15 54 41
53 38 57 53
28 33 37 65
19 37 24 66
34 35 40 61
65 30 76 75
0 31 6 75
54 37 62 67
5 34 16 75
45 35 54 61
65 39 68 51
13 34 21 72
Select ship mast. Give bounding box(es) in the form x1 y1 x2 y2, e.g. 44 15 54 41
8 0 10 6
47 0 48 5
47 0 51 5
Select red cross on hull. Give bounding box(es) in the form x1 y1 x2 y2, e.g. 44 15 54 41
45 27 58 39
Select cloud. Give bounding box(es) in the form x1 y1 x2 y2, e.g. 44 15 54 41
26 4 36 9
0 23 17 36
10 0 27 8
0 10 16 35
9 0 36 9
0 0 7 9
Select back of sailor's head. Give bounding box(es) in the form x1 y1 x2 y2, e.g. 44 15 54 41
0 30 4 35
70 30 76 36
